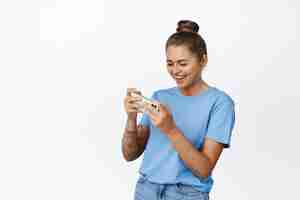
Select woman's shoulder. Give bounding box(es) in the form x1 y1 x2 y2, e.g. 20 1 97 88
210 86 235 106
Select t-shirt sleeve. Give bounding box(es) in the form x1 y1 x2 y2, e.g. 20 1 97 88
137 91 157 128
138 112 150 127
205 96 236 148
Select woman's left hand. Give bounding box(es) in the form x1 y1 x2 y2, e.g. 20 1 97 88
145 101 177 135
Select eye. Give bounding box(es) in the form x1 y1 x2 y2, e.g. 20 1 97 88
180 63 187 67
167 63 173 67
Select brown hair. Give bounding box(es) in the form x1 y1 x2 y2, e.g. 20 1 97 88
166 20 207 61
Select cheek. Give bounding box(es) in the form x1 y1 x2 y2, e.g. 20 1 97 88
182 66 193 75
167 68 172 74
189 65 202 74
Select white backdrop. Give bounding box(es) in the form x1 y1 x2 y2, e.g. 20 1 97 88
0 0 299 199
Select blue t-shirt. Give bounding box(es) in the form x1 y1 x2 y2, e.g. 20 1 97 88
137 86 235 193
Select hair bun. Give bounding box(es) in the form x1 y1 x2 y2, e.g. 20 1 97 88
176 20 199 33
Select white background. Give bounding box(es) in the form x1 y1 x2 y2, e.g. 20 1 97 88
0 0 299 199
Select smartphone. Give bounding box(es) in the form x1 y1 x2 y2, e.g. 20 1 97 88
130 92 160 113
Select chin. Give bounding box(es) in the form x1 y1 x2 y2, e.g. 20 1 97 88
175 78 191 89
176 83 188 89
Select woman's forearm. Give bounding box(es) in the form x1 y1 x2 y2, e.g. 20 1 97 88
121 117 140 161
166 128 212 178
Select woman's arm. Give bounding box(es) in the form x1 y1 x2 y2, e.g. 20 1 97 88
121 117 150 161
144 100 230 178
166 128 224 179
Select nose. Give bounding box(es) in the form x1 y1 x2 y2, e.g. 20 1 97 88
172 63 182 75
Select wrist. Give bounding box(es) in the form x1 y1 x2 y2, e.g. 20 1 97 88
165 126 179 137
127 113 137 120
125 128 137 134
126 116 137 131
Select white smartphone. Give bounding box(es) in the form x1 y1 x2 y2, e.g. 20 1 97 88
130 91 160 113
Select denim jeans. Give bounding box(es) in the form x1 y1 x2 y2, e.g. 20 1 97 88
134 175 209 200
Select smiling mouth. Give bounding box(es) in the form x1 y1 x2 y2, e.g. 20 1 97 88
175 76 187 81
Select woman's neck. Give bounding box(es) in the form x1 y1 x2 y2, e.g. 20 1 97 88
179 79 209 96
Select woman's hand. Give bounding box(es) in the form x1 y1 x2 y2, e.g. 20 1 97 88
123 88 142 119
145 101 177 135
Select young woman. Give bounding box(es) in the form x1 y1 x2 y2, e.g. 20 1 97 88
122 20 236 200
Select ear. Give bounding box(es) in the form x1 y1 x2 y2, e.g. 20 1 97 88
201 54 208 66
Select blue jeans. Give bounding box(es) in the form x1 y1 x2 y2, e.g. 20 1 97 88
134 175 209 200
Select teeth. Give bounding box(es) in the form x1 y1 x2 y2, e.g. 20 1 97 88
175 76 185 79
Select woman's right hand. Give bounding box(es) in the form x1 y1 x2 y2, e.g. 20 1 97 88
124 88 142 119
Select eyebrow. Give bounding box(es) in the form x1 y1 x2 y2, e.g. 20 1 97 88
166 59 189 62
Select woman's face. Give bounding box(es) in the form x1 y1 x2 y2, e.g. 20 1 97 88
166 45 206 89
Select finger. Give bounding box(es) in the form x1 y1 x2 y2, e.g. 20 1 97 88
149 111 158 125
127 87 138 92
131 90 142 96
127 108 139 113
127 88 140 96
137 107 145 114
129 101 143 110
164 104 172 112
145 109 155 121
125 95 141 102
127 97 142 103
128 103 140 110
